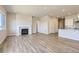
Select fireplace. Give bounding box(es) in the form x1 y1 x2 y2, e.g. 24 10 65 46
21 29 28 35
16 26 32 36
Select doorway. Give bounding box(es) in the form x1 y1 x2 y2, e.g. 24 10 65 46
58 18 65 29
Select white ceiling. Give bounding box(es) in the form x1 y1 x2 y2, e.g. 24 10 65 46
4 5 79 17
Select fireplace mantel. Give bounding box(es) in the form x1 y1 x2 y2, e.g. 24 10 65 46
16 26 32 36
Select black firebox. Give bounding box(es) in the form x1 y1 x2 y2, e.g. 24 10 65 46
21 29 28 35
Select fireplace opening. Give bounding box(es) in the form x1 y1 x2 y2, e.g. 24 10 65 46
21 29 28 35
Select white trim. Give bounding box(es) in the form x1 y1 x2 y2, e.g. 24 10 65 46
0 10 6 31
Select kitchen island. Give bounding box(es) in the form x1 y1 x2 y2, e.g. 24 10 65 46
58 29 79 41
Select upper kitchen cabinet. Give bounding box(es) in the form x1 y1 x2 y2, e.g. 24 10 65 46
65 14 79 29
65 18 74 29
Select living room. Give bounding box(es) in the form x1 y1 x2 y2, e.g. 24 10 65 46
0 5 79 53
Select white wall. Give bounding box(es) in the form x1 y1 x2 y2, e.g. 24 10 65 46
32 17 36 33
38 16 49 34
0 6 6 14
48 17 58 33
7 13 16 36
7 13 32 36
0 6 7 44
0 30 7 44
7 14 58 35
38 16 58 34
32 17 39 33
16 14 32 35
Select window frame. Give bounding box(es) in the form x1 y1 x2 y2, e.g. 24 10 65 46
0 10 6 31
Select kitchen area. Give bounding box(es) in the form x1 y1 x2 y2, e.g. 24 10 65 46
58 14 79 41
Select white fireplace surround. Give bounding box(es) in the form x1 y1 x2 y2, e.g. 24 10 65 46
16 26 32 36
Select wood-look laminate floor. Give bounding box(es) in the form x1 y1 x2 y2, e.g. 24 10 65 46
1 33 79 53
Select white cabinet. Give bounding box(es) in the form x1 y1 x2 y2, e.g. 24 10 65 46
65 14 79 29
65 18 74 29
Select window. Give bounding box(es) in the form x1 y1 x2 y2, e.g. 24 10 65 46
0 12 6 30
